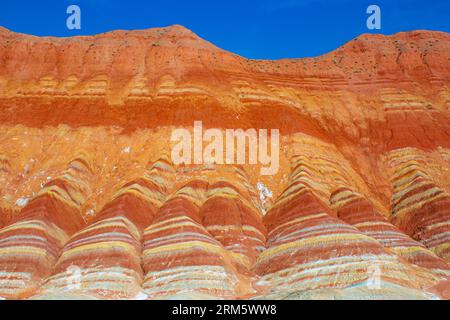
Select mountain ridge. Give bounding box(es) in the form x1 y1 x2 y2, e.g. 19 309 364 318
0 24 449 300
0 24 448 59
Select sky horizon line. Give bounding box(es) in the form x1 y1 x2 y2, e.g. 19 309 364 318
1 1 449 59
0 23 448 61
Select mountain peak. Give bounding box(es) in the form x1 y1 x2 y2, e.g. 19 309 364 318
0 24 449 300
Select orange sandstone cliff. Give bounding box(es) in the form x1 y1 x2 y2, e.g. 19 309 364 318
0 25 449 299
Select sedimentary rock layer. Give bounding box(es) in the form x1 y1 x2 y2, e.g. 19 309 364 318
330 187 450 276
0 25 449 299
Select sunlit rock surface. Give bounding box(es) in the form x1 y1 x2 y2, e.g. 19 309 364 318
0 25 449 299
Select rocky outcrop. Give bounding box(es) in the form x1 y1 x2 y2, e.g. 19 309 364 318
388 148 450 261
331 187 450 276
142 180 248 299
0 25 449 299
253 160 448 300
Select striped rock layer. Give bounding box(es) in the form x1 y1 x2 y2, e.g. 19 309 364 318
330 187 450 277
33 158 174 299
0 26 449 299
253 163 449 300
388 148 450 262
0 154 93 298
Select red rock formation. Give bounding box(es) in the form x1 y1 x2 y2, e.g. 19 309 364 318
0 218 67 299
330 187 450 276
142 180 252 299
0 25 449 299
90 157 175 229
200 180 266 272
32 158 174 299
387 148 450 262
0 154 91 298
253 165 448 299
38 215 143 299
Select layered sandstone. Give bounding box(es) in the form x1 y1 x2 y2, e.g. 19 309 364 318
0 25 449 299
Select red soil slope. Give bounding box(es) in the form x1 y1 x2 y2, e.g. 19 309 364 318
0 25 449 299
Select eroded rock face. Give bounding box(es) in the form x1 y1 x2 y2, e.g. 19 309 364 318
0 25 449 299
330 187 450 277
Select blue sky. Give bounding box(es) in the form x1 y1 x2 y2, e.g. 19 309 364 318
0 0 448 59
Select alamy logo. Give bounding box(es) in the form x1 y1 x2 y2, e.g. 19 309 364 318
170 121 280 175
366 5 381 30
65 265 82 290
66 5 81 30
367 264 382 290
